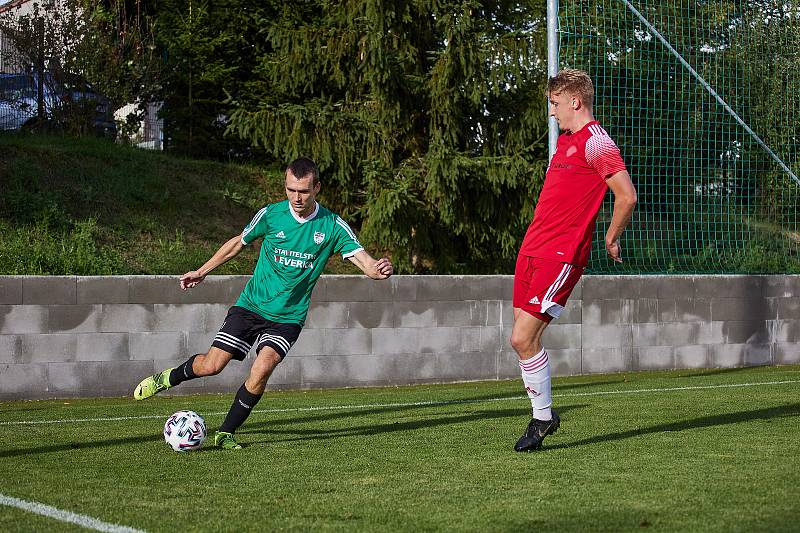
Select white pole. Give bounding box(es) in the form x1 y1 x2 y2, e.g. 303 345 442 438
547 0 559 161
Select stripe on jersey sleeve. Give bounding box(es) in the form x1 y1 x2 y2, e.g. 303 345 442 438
585 129 626 180
334 216 363 258
335 216 360 243
242 206 268 244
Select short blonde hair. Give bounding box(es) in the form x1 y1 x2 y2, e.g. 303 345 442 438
547 69 594 108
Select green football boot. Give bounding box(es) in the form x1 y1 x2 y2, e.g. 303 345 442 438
133 369 174 400
214 431 243 450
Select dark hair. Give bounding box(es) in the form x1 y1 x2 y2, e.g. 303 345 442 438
287 157 319 184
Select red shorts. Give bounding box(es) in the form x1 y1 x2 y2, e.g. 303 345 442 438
513 255 584 323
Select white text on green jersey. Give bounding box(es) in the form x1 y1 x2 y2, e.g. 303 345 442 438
274 247 316 269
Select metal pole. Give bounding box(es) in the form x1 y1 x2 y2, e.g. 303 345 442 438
36 17 45 122
546 0 559 161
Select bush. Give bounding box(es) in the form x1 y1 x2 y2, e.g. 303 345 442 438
0 217 124 275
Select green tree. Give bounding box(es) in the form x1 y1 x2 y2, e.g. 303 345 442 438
0 0 160 137
152 0 276 159
227 1 550 273
81 0 162 139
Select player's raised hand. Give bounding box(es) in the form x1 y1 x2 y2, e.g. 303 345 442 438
375 257 393 279
180 271 206 290
606 240 623 263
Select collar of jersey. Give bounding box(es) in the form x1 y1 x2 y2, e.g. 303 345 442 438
566 120 598 136
288 201 320 223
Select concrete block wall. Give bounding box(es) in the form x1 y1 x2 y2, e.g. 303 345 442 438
0 275 797 399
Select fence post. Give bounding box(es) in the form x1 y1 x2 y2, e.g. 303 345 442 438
546 0 559 162
36 17 44 121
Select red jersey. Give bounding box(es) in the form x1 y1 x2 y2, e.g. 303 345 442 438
519 121 627 266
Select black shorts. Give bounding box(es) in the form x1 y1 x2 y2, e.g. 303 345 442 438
211 306 302 361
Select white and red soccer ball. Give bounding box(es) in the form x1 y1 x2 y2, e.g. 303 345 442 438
163 410 207 452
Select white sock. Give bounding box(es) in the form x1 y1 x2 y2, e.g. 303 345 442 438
518 348 552 421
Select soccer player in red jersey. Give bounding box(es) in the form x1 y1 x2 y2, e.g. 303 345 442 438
511 69 637 451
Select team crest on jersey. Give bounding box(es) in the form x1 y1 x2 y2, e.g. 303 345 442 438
314 232 325 244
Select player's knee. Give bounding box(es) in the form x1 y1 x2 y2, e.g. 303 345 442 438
510 331 531 354
256 351 282 373
248 350 280 382
510 333 541 357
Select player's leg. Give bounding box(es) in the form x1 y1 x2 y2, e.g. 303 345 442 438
510 256 582 451
133 347 234 400
510 309 561 452
214 321 302 449
512 256 555 412
511 309 553 417
214 346 281 450
134 306 254 400
182 347 235 379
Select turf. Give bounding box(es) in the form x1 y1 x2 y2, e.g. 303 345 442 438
1 365 799 532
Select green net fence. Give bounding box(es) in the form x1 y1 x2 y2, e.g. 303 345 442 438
558 0 800 273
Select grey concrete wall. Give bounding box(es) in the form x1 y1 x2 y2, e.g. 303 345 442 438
0 275 797 399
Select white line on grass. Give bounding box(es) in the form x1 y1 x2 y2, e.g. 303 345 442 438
0 493 146 533
1 379 798 427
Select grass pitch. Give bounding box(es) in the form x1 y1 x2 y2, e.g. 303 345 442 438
1 365 799 532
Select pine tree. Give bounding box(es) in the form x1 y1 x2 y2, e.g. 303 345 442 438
152 0 277 158
228 1 549 273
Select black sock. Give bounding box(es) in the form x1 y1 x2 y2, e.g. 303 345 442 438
219 383 263 434
169 354 199 387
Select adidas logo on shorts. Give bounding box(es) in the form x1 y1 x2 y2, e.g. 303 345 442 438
529 296 540 305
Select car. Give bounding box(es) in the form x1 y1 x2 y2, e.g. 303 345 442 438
0 72 35 131
0 72 117 139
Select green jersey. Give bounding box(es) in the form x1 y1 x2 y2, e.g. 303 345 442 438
235 200 363 325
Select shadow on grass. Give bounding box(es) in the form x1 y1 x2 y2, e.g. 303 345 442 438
552 380 628 391
0 406 55 415
12 401 795 457
242 404 589 445
545 403 800 451
0 403 587 457
0 433 163 459
245 392 538 427
676 366 770 378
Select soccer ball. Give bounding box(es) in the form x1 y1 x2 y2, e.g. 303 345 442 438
163 410 207 452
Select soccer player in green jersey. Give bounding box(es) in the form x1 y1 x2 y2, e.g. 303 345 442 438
133 157 393 449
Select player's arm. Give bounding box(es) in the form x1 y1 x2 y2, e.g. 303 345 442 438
180 233 246 289
347 250 393 280
605 170 637 263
